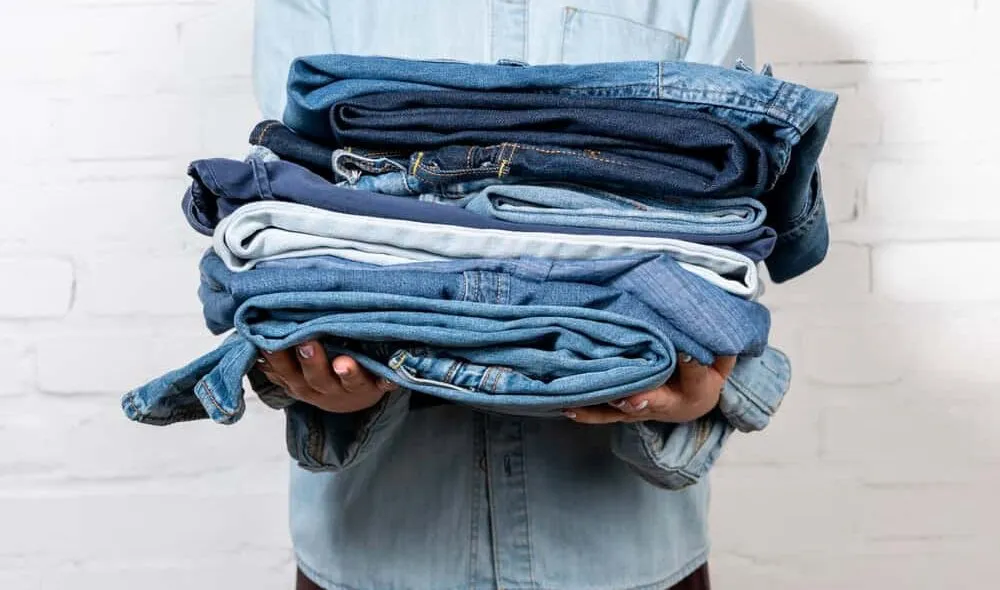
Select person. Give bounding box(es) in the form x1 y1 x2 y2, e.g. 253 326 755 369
250 2 758 588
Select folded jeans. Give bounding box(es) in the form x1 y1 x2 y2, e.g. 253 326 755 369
282 54 837 282
212 200 763 299
328 90 770 199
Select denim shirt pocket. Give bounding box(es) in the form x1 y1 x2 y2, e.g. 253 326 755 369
560 7 689 64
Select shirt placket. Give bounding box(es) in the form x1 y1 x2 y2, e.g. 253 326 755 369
488 0 529 62
484 414 535 589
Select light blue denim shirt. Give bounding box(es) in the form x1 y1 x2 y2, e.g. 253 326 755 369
252 2 767 589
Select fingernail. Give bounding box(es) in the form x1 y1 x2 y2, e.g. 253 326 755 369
255 357 267 364
297 344 313 359
610 399 628 409
334 364 349 376
631 400 649 411
562 411 577 419
679 353 693 364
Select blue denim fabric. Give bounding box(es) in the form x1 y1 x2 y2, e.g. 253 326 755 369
200 251 768 364
329 91 769 199
284 55 836 282
251 119 770 234
187 156 775 260
212 200 763 298
121 250 769 424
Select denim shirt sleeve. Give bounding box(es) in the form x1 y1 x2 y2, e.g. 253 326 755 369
610 347 791 489
253 0 333 119
285 389 412 472
246 365 412 471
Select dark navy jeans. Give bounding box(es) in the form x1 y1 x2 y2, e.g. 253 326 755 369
329 91 769 199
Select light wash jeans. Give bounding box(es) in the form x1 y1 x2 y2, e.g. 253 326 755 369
213 200 763 299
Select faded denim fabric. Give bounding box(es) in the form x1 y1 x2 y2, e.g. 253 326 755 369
122 248 771 424
213 200 763 299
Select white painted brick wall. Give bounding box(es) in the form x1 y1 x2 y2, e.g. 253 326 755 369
0 0 996 588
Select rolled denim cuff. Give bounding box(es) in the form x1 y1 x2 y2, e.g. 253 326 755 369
246 366 296 410
718 346 791 432
610 413 732 490
287 388 412 472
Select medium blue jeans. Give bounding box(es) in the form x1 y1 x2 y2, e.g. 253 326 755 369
283 55 837 282
122 250 769 425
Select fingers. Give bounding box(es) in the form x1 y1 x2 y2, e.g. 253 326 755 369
713 355 738 379
296 342 338 394
677 355 715 403
257 344 395 413
616 384 682 418
260 348 309 395
563 406 631 424
331 356 395 394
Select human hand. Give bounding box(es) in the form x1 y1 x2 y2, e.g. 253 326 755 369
563 355 737 424
256 340 398 413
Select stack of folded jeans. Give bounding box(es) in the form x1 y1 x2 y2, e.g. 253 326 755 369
123 56 836 468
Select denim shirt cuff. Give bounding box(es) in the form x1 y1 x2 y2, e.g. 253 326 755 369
611 414 732 490
718 346 791 432
286 388 412 472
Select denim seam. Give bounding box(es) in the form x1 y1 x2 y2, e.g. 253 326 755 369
567 7 691 42
253 120 282 145
122 392 141 419
250 157 274 200
123 392 206 426
518 418 539 589
443 359 463 384
516 144 635 168
656 83 813 132
499 143 516 177
487 366 507 393
349 395 391 463
723 379 761 414
200 163 230 199
198 379 239 420
498 271 509 305
481 366 497 393
493 272 501 304
775 194 824 243
306 406 327 468
414 163 500 176
634 423 697 488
